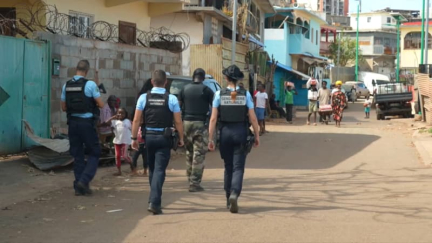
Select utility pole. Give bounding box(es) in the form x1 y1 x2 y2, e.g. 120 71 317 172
231 0 237 65
421 0 426 64
396 19 401 82
426 0 430 67
336 32 341 81
355 0 360 81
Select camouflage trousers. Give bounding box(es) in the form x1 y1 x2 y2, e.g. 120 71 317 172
184 120 208 186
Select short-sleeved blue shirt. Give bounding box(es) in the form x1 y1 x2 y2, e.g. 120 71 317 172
136 87 180 131
212 87 254 109
61 75 101 118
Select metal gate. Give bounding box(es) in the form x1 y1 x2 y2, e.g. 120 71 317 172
0 36 50 154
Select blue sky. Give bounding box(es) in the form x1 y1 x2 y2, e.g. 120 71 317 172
348 0 423 13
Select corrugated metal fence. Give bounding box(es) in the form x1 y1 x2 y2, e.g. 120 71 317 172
190 38 249 88
0 35 51 154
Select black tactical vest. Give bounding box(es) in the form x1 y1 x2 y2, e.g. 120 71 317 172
65 78 98 117
144 92 173 128
182 82 211 121
219 88 248 123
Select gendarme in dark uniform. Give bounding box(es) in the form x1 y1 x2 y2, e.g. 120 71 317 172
178 68 214 192
61 60 103 196
208 65 260 213
131 70 184 215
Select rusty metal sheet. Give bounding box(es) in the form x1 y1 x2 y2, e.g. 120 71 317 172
222 38 249 54
190 40 251 88
190 44 224 85
27 146 74 171
221 49 246 65
23 120 70 153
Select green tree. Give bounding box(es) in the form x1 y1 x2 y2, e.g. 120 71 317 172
329 34 364 67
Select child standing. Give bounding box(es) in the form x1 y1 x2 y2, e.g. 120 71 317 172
364 98 372 119
131 126 148 176
254 84 270 136
110 108 134 176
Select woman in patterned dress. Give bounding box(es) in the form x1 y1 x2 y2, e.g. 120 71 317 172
331 81 347 128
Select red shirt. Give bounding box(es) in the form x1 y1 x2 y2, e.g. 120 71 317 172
253 90 259 106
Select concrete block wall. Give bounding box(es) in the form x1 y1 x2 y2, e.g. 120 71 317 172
34 32 181 134
330 67 355 83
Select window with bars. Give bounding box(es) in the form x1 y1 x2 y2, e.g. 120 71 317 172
404 32 432 49
68 11 93 38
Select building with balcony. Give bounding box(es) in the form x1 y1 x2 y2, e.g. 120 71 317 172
339 11 398 76
341 30 397 75
265 7 328 107
400 21 432 70
270 0 348 16
150 0 275 76
326 15 350 28
0 0 188 133
350 11 397 31
0 0 187 37
320 25 336 56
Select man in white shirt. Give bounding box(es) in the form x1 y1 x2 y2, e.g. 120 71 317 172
307 80 319 126
254 84 270 135
318 81 331 123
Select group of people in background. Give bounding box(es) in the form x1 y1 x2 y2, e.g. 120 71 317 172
266 79 350 128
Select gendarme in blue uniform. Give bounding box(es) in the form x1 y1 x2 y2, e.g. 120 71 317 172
136 87 180 211
61 75 101 195
213 86 254 207
136 87 180 130
61 76 100 118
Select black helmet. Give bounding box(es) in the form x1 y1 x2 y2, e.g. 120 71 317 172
222 65 244 81
192 68 206 81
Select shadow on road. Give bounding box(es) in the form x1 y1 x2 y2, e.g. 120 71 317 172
236 163 432 222
170 132 380 171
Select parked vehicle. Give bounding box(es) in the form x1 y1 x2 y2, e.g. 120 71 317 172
166 75 221 96
342 84 356 102
166 75 222 145
374 83 413 120
345 81 370 98
358 71 390 95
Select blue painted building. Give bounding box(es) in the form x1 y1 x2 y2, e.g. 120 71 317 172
264 8 329 107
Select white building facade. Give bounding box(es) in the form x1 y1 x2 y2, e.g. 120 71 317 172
350 12 397 31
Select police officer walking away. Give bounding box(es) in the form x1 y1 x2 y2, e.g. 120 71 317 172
208 65 260 213
61 60 104 196
178 68 214 192
131 70 184 215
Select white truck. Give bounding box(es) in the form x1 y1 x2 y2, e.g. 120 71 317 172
374 83 413 120
358 71 390 95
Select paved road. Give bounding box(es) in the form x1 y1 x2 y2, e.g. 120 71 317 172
2 102 432 243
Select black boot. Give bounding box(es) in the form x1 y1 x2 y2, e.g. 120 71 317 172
147 203 163 215
76 182 93 196
189 184 205 192
229 192 239 213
